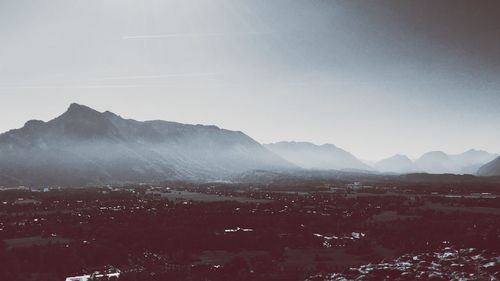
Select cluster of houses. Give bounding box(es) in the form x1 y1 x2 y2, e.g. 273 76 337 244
64 266 121 281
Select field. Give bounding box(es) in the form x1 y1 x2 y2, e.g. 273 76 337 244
4 236 73 249
371 210 421 222
1 185 499 281
418 202 500 215
155 190 270 203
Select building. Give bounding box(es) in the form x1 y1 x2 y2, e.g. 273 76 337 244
65 267 121 281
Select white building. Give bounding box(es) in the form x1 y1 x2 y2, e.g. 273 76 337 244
65 267 121 281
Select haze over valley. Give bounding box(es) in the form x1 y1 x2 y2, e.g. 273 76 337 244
1 103 500 187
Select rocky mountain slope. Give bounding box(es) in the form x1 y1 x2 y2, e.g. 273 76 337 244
0 103 293 186
477 156 500 176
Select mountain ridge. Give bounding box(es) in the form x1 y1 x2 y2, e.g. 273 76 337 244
477 156 500 176
265 141 374 172
0 103 294 186
374 154 414 174
374 150 497 175
1 103 498 185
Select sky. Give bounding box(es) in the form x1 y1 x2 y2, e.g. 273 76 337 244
1 0 500 160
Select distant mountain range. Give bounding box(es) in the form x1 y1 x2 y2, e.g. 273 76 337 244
265 141 374 172
0 103 293 186
265 142 498 176
1 103 499 186
375 150 498 175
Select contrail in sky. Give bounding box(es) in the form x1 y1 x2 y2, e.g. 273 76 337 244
100 72 224 80
122 31 277 40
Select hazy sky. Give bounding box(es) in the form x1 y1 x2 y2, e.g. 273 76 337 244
1 0 500 160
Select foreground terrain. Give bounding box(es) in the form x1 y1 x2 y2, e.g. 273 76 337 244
0 181 499 281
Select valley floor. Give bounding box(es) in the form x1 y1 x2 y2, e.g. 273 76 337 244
0 182 499 281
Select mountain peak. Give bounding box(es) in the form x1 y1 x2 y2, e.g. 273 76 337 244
374 154 414 174
392 154 411 160
320 143 338 149
420 151 449 158
462 148 489 155
58 103 110 124
66 103 99 114
47 103 121 140
0 105 293 185
24 119 45 128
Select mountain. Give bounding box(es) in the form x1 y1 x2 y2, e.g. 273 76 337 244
414 151 455 174
413 150 497 174
477 156 500 176
374 154 414 173
0 103 294 186
451 149 498 174
264 141 373 171
371 150 497 175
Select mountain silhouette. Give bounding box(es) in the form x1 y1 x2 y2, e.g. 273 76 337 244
414 150 497 174
0 103 293 186
477 156 500 176
265 141 373 171
374 154 414 173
